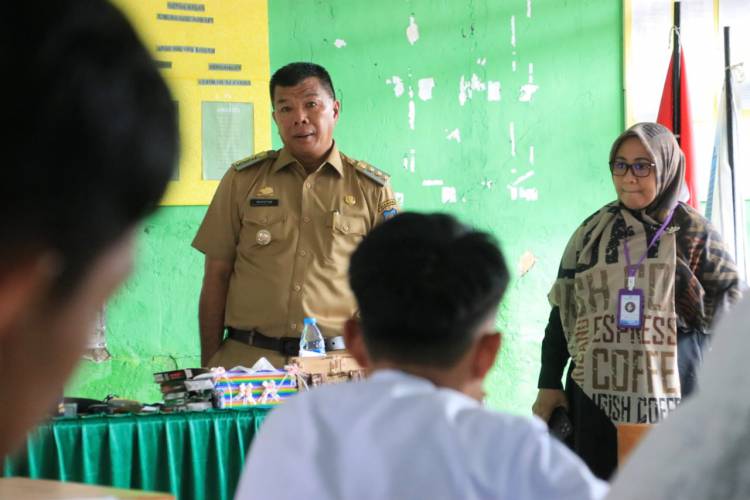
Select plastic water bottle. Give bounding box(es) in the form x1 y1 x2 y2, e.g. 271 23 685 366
299 317 326 357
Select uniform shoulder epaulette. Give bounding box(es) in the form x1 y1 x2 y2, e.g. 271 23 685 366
232 150 278 171
345 155 390 186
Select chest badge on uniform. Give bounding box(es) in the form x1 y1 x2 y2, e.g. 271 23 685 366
345 195 356 206
257 186 274 197
256 229 272 246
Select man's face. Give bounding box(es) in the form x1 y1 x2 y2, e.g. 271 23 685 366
272 77 340 168
0 230 136 457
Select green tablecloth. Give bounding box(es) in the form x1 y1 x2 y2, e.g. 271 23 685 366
2 409 270 500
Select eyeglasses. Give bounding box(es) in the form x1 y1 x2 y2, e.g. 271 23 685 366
609 160 654 178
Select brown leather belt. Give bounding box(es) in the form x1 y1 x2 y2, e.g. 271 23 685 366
226 327 345 356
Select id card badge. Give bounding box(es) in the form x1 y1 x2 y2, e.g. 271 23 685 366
617 288 644 329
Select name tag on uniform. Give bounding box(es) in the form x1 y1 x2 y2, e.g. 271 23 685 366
250 198 279 207
617 288 644 329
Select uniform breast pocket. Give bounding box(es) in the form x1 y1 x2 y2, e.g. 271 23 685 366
325 212 368 265
240 212 288 257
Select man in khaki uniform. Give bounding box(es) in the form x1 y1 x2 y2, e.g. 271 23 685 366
193 62 398 368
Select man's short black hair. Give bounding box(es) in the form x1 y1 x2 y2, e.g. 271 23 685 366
270 62 336 103
349 212 509 367
1 0 177 298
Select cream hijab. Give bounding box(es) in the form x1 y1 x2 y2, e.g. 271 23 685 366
609 122 687 223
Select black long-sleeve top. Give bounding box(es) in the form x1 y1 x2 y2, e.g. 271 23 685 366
537 307 569 390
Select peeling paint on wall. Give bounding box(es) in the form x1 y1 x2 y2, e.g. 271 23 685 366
334 38 346 48
512 170 535 185
488 81 501 101
519 84 539 102
522 188 538 201
507 185 539 201
511 14 517 73
386 76 404 97
459 73 488 106
446 128 461 143
422 179 444 187
519 63 539 102
406 15 420 45
402 148 416 173
395 192 405 207
441 186 457 203
408 86 416 129
518 250 536 276
417 77 435 100
509 121 516 157
388 74 433 130
458 77 469 106
508 167 538 201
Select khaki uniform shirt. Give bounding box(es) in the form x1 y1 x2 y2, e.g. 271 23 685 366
192 144 398 339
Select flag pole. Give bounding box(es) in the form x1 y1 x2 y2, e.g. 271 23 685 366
672 1 681 143
723 26 738 260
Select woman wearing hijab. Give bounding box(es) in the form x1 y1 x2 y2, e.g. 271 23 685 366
532 122 742 480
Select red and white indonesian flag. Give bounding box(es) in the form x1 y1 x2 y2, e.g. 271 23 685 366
706 74 748 284
657 50 698 209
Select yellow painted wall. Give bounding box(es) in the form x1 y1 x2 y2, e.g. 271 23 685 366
114 0 272 205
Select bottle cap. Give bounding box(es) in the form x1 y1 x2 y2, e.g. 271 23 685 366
303 317 317 325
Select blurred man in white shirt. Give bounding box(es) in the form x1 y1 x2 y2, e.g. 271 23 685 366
235 212 607 500
608 294 750 500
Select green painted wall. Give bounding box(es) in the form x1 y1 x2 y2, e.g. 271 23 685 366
68 0 626 414
67 207 206 403
266 0 623 414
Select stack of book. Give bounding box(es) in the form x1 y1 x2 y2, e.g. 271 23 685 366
153 368 214 412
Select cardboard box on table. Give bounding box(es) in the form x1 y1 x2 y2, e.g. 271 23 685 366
287 353 364 387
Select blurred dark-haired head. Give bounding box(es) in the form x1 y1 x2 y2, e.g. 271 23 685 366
0 0 177 458
2 0 177 296
349 212 509 368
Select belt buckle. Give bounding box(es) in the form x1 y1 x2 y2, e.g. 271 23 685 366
281 339 298 357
